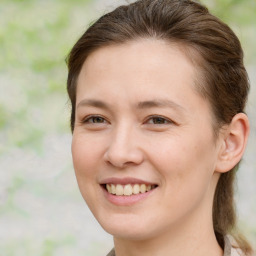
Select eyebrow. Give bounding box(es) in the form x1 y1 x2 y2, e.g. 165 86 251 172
137 99 185 113
76 99 110 110
76 98 186 113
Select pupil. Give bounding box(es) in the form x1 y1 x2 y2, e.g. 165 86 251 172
94 117 103 123
154 117 164 124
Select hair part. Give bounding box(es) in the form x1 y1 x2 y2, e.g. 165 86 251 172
66 0 252 253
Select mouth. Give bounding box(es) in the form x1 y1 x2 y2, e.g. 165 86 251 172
102 183 158 196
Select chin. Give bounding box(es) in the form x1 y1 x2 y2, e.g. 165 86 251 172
97 212 158 241
105 226 153 241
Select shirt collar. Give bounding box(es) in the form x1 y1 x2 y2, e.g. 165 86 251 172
107 235 234 256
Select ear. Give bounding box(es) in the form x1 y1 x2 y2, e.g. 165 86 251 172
215 113 250 173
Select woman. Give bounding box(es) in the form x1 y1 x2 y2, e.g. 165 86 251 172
66 0 254 255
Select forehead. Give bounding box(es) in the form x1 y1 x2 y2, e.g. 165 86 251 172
77 39 200 95
76 39 215 131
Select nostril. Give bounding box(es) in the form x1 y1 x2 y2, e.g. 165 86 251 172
103 141 144 168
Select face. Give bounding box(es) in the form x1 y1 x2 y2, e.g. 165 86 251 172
72 40 222 240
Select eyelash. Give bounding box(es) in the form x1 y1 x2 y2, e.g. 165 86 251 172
82 115 108 124
145 115 173 125
81 115 173 125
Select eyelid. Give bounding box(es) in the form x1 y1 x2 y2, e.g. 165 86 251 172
80 114 175 126
144 115 174 125
82 114 109 124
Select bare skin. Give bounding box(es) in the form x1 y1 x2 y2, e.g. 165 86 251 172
72 39 249 256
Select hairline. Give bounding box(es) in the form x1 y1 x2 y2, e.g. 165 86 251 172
72 37 221 139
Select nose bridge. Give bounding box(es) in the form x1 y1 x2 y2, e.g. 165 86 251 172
104 121 143 168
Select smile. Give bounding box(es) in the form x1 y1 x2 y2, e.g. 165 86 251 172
105 184 157 196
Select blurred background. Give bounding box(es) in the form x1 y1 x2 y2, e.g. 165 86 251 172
0 0 255 255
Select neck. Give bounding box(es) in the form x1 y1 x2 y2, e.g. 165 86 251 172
113 218 223 256
113 174 223 256
113 173 223 256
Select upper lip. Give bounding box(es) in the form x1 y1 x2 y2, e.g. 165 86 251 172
99 177 158 185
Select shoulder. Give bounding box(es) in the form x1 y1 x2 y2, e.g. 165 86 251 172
225 235 255 256
106 248 115 256
107 236 254 256
231 247 245 256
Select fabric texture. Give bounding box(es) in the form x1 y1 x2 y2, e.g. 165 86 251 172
106 235 248 256
106 248 115 256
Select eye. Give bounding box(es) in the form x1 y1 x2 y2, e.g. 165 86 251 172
82 115 107 124
146 115 172 125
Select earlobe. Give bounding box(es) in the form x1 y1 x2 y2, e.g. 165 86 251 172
215 113 250 173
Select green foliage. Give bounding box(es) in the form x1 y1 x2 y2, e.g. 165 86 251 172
0 0 93 151
0 0 255 255
201 0 256 63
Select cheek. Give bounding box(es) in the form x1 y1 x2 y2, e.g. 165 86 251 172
153 130 216 173
71 134 104 194
71 134 103 211
72 134 101 172
150 134 216 201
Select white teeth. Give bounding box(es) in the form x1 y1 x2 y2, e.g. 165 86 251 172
111 184 116 194
115 184 124 196
146 185 152 192
105 183 156 196
140 184 146 193
106 184 111 193
133 184 140 194
124 184 133 196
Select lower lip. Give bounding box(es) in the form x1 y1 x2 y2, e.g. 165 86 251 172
101 186 156 206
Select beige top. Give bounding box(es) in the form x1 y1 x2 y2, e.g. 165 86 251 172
106 235 248 256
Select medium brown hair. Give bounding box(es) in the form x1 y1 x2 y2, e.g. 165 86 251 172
66 0 252 254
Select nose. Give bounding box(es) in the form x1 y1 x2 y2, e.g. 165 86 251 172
103 125 144 169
